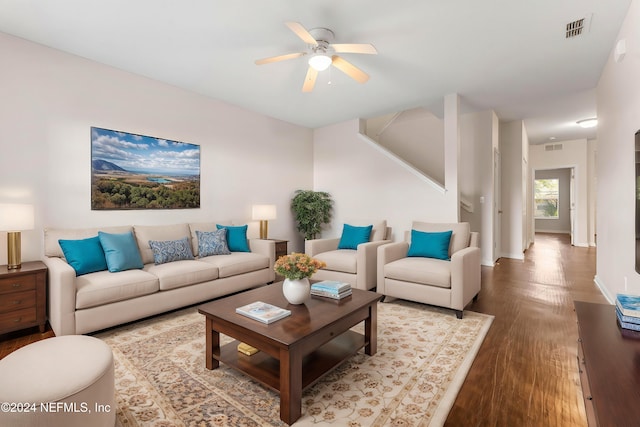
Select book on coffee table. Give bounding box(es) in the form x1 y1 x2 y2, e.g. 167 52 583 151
235 301 291 324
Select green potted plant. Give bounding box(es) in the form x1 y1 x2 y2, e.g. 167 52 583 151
291 190 333 240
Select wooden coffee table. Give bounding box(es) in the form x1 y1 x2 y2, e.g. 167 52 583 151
197 282 382 425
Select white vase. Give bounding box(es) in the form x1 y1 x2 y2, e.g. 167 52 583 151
282 278 311 304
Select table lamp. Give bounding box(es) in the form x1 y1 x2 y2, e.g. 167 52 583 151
0 203 35 269
252 204 277 239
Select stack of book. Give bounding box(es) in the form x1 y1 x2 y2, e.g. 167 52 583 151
311 280 352 300
235 301 291 324
615 294 640 331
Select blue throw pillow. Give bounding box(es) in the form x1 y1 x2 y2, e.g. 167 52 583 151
216 224 250 252
98 231 144 272
196 229 231 257
337 224 373 250
58 236 108 276
148 237 195 265
407 229 453 260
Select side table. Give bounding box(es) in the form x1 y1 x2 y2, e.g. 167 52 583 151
0 261 47 335
269 239 288 281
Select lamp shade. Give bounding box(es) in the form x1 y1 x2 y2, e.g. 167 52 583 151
252 205 277 221
308 54 332 71
0 204 34 231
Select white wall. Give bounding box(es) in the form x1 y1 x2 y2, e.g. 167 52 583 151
0 32 314 263
313 118 458 241
529 140 591 246
499 120 527 259
595 0 640 302
371 108 445 184
460 110 499 266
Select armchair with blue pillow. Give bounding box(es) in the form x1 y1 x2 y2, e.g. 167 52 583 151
305 220 391 290
377 221 480 318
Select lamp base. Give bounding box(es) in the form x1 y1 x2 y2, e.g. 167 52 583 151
259 220 269 240
7 231 22 270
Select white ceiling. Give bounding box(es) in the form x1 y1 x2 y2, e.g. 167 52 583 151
0 0 631 144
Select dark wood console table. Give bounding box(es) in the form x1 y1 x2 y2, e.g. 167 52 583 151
574 301 640 426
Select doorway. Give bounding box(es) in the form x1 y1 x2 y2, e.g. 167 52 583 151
533 167 575 244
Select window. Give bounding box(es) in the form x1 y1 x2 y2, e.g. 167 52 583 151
534 178 559 219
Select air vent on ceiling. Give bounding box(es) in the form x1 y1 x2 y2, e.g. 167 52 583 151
545 143 564 151
566 15 593 38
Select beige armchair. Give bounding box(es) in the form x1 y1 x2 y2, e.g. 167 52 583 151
305 220 391 290
377 222 481 318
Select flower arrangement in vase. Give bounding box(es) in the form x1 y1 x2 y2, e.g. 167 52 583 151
274 253 326 304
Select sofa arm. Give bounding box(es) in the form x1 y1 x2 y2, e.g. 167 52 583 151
450 246 481 311
356 240 391 290
305 238 340 257
249 239 276 282
377 242 409 295
42 257 77 336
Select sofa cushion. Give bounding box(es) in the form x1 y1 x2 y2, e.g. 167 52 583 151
338 224 373 249
216 224 250 252
134 224 192 265
344 219 387 241
75 269 159 309
44 226 132 258
384 257 451 289
313 249 357 274
411 222 470 256
199 252 268 278
144 260 219 291
58 236 108 276
188 221 231 256
149 237 195 264
98 231 144 272
407 229 452 260
196 230 231 256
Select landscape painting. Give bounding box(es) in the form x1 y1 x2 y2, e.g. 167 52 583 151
91 127 200 210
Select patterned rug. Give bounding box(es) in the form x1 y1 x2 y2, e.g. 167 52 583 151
96 299 493 427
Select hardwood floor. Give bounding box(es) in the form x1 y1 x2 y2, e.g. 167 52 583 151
0 233 606 426
446 233 606 427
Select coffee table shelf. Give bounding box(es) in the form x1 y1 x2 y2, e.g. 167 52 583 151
217 331 366 392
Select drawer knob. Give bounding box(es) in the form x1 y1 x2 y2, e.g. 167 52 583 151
12 283 21 288
13 317 22 323
12 300 21 305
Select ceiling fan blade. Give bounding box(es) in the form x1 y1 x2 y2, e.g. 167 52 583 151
285 21 318 45
331 55 369 84
255 52 305 65
332 43 378 55
302 67 318 92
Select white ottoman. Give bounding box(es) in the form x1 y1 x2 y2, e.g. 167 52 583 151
0 335 115 427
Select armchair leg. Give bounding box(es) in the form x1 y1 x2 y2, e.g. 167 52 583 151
455 310 463 319
473 294 479 302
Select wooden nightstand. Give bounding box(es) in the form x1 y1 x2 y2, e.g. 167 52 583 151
270 239 288 260
0 261 47 335
269 239 288 281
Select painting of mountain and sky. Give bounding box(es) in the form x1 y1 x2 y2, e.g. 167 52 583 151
91 127 200 210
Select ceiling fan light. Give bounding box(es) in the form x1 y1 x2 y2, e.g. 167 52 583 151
576 118 598 128
308 54 332 71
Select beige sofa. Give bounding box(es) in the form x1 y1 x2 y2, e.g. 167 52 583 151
43 222 275 336
377 222 481 318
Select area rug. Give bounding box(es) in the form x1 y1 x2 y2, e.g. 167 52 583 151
96 300 493 427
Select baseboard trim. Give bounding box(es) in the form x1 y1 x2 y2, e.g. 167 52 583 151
593 275 614 304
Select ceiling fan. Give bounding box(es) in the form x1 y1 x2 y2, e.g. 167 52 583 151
255 21 378 92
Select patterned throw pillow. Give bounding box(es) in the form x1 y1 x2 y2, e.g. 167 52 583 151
148 237 195 265
196 229 231 257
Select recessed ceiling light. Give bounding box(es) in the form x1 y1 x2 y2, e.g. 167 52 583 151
549 136 556 140
577 118 598 128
